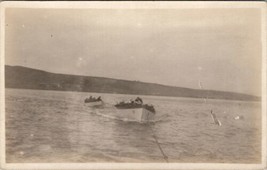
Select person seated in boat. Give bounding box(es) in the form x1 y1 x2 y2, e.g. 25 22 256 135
135 97 143 105
97 96 102 101
130 99 134 104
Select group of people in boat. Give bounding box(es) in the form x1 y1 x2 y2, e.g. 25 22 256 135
84 96 102 103
116 97 143 106
84 96 155 113
114 97 155 113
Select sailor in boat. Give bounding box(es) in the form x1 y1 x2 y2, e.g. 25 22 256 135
115 97 155 114
84 96 102 103
135 97 143 105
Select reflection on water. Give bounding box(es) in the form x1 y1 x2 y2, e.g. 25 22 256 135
5 88 261 163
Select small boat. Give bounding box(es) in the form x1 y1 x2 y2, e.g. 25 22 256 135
114 97 156 123
84 96 103 107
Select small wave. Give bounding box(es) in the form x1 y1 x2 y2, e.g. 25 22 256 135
94 111 138 122
93 110 169 123
153 114 170 122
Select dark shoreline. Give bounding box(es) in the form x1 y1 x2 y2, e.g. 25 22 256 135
5 65 261 102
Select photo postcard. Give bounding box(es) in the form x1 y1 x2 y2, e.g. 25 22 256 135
0 1 266 170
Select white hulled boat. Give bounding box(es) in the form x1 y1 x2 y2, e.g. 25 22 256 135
114 97 156 123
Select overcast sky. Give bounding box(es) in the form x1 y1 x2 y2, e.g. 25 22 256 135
5 8 262 96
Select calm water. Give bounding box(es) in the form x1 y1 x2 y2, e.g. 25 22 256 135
5 88 261 163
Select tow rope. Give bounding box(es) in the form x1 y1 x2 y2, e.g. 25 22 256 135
147 123 169 163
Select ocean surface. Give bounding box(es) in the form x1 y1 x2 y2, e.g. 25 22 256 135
5 88 261 163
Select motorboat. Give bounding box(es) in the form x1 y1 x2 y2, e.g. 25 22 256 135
114 97 156 123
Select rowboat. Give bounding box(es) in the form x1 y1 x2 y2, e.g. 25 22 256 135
84 96 103 107
114 97 156 123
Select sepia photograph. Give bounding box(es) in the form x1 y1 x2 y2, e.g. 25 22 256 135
0 1 266 170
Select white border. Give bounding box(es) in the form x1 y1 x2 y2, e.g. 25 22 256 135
261 2 267 169
0 1 6 170
0 1 265 9
0 1 266 170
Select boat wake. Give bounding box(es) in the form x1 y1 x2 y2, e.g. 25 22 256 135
93 109 168 123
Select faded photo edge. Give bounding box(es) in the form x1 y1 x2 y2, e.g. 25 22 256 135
0 1 266 170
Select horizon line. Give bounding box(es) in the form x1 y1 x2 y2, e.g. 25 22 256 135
5 64 261 98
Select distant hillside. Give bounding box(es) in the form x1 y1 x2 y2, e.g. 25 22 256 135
5 65 260 101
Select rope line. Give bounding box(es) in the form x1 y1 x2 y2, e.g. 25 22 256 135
98 101 170 162
147 123 169 163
